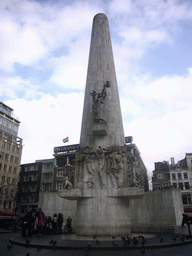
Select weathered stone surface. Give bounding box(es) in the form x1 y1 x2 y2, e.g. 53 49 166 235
80 13 124 149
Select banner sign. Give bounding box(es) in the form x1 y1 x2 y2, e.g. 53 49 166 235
125 136 133 144
54 144 80 153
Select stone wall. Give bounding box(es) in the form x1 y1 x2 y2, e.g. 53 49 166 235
130 187 183 233
38 191 77 224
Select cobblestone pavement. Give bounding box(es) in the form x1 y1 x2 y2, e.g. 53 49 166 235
1 232 192 256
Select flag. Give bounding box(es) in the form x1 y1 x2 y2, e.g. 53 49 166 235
63 136 69 143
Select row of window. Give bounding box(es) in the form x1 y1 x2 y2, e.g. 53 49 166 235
0 187 14 196
0 117 18 132
57 169 66 177
1 141 20 153
172 182 190 190
0 153 19 164
22 174 38 182
42 183 52 190
0 164 17 174
0 200 12 209
19 185 37 192
42 172 53 180
171 172 188 180
1 176 16 184
43 162 53 170
19 196 36 203
154 182 170 190
23 164 39 171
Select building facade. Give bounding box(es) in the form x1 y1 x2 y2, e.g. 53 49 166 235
0 102 22 214
152 161 171 191
17 162 42 214
152 154 192 213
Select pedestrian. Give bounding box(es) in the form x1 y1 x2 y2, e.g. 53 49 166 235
57 213 63 234
181 213 188 226
53 213 57 234
21 212 29 237
66 216 72 234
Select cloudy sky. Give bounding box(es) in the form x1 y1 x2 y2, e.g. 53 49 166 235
1 0 192 180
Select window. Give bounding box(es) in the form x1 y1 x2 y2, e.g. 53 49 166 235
13 167 17 174
10 155 14 162
57 169 66 177
155 183 160 190
182 195 191 205
157 173 164 179
184 173 188 179
16 147 19 154
163 182 169 188
172 183 177 188
5 154 9 161
4 201 11 209
0 152 4 159
178 182 183 190
3 165 7 172
12 145 15 152
7 177 10 184
10 189 13 196
43 162 53 170
171 173 176 180
178 173 182 180
2 176 5 182
56 182 63 190
2 141 6 148
8 166 12 173
15 157 18 164
185 182 190 190
7 143 10 150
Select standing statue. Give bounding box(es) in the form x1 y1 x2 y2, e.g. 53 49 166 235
129 154 142 187
85 154 95 187
90 81 110 123
64 176 73 189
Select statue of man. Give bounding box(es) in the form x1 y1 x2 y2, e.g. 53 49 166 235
64 177 73 189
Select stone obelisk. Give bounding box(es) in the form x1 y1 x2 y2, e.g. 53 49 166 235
59 13 144 236
80 13 125 148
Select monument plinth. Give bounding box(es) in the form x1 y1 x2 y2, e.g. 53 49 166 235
59 13 144 236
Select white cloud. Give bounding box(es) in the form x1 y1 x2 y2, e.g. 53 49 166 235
6 92 84 163
1 0 192 178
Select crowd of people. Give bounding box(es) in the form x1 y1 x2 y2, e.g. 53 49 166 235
21 208 72 237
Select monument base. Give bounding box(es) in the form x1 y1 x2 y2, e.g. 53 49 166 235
59 188 144 236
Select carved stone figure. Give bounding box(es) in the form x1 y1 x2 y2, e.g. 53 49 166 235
129 154 142 187
84 154 95 187
96 146 105 188
107 150 124 187
90 81 110 123
64 176 73 189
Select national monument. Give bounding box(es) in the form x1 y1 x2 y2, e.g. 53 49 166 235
54 13 183 236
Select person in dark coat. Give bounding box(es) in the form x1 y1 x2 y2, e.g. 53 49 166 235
57 213 63 234
182 213 188 226
66 216 72 234
21 212 29 237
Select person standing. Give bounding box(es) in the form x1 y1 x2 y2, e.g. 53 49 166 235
66 216 72 234
57 213 63 234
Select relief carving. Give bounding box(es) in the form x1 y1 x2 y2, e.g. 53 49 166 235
129 154 143 187
106 150 125 188
90 81 110 123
